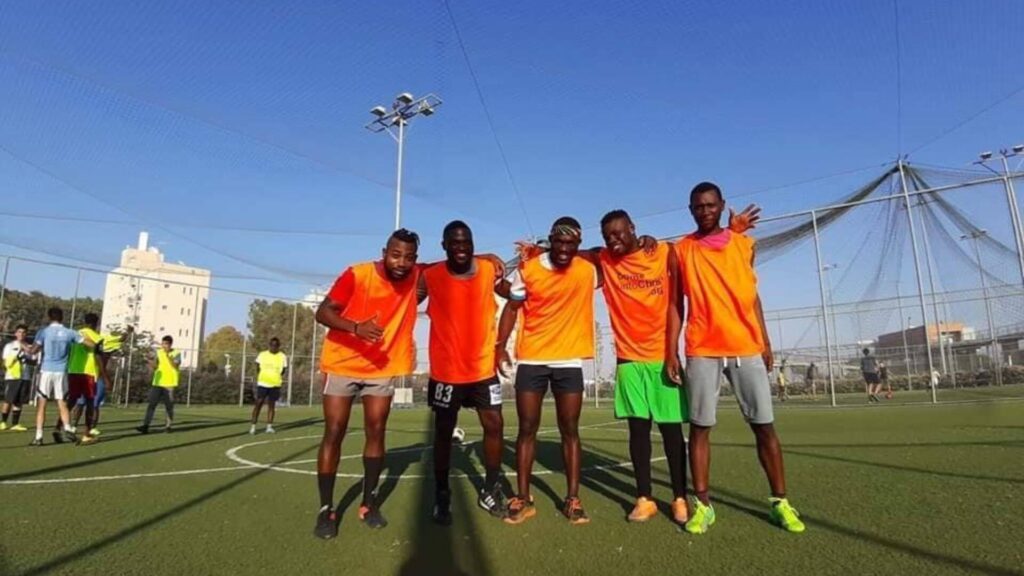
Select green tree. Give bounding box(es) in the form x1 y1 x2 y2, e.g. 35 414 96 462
202 325 244 370
0 288 103 335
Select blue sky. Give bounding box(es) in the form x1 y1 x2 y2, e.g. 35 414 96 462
1 0 1022 352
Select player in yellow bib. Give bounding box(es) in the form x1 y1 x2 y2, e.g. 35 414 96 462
250 337 287 435
136 335 180 434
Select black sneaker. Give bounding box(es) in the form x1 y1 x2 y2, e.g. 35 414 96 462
62 429 78 444
52 430 64 444
30 438 43 447
136 425 149 435
432 490 453 526
313 506 339 540
164 426 173 434
478 483 507 518
359 501 388 529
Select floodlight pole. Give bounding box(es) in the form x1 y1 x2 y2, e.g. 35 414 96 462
366 93 443 231
897 159 937 404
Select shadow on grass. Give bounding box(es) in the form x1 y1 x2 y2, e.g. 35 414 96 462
711 486 1023 576
0 420 258 481
14 442 315 576
396 411 492 576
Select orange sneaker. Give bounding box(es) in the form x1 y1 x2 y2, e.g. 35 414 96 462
563 497 590 525
671 497 689 524
628 496 658 522
504 496 537 525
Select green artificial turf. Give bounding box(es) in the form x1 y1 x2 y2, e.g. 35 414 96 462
1 397 1022 576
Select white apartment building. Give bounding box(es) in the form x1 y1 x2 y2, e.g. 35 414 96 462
102 232 211 368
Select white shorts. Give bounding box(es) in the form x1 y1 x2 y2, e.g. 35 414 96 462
37 371 68 400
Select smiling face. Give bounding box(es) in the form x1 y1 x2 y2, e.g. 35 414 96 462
443 226 474 269
601 215 638 257
381 237 418 281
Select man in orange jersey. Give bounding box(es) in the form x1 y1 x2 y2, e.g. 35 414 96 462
418 220 511 526
666 181 806 535
313 229 421 539
498 216 599 526
594 209 690 525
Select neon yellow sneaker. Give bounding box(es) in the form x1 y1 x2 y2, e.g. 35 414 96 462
769 498 806 533
0 422 8 431
10 424 28 432
89 428 101 437
684 500 716 534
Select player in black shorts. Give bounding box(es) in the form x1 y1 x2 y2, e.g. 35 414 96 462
418 220 510 525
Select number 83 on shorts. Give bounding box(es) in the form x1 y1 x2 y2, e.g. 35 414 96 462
427 378 503 412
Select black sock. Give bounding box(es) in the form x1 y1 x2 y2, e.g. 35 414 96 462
628 418 653 498
317 473 336 509
435 467 450 494
11 410 21 426
696 491 710 505
1 410 8 424
485 467 500 489
362 456 384 505
658 422 688 499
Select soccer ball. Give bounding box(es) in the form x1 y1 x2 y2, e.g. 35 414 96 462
452 427 466 444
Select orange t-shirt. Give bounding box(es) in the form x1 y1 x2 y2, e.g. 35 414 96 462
675 231 765 357
600 243 671 362
515 256 596 362
423 258 499 384
320 261 418 378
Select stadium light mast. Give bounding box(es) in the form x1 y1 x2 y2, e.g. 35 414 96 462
811 211 837 407
366 92 443 230
960 230 1001 385
974 146 1024 288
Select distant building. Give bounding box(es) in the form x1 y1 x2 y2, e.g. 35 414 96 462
101 232 211 368
876 322 970 350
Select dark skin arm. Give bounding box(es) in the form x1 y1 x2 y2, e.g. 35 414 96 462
752 248 774 371
665 246 686 384
315 297 384 343
495 298 523 377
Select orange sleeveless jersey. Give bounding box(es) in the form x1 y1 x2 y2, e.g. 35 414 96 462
320 262 418 378
675 232 765 357
600 243 671 362
516 256 596 362
423 258 498 384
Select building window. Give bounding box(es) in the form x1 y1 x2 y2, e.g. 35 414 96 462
164 283 169 288
185 329 189 337
178 329 182 337
189 287 193 295
159 326 165 332
180 307 185 315
162 305 167 310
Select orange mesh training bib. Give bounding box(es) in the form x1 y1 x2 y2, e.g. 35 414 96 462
516 256 596 362
600 243 670 362
675 232 765 357
320 262 418 378
424 258 498 384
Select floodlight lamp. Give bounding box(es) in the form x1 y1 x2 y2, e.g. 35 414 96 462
396 92 414 104
370 106 387 117
1012 144 1024 154
979 151 993 160
420 104 434 116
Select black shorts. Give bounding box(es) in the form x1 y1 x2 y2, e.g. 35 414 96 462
863 372 881 385
4 379 31 406
514 364 584 395
256 386 281 402
428 377 502 413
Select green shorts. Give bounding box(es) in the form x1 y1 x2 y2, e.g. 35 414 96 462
614 361 688 424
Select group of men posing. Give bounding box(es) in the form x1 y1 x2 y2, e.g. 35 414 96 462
311 181 806 538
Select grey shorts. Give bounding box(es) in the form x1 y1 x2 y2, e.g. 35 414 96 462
322 374 400 398
685 355 774 427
